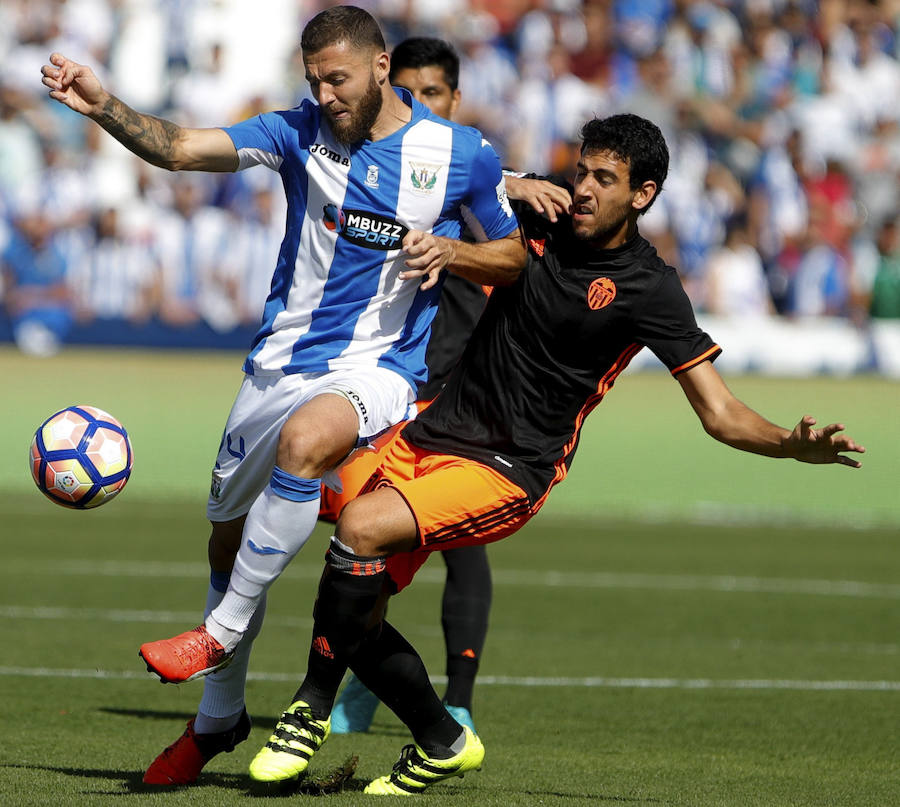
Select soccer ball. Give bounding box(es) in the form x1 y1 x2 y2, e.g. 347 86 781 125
30 405 134 509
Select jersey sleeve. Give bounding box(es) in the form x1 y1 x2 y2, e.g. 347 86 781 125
460 141 519 241
223 108 309 172
633 268 721 375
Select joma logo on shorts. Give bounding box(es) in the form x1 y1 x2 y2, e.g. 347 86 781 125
344 389 369 424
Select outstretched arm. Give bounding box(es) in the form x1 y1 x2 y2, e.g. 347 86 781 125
399 230 526 290
678 361 865 468
41 53 237 172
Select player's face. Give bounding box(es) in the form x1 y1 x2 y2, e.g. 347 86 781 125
304 41 387 144
391 65 460 121
571 149 656 247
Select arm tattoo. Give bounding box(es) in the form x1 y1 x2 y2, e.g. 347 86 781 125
95 96 181 169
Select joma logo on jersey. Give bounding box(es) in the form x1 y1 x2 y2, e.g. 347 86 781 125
323 205 409 250
309 143 350 166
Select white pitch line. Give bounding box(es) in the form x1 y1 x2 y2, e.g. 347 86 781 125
3 605 898 657
0 665 898 692
4 558 900 599
489 570 900 599
0 604 315 629
6 606 900 659
6 497 897 530
474 676 900 692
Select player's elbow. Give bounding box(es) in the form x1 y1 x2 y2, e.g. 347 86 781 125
164 129 236 172
163 142 200 172
154 158 183 173
491 262 523 287
704 421 731 446
696 406 733 445
492 241 527 286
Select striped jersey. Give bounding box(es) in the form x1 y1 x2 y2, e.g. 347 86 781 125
403 199 721 505
223 89 518 389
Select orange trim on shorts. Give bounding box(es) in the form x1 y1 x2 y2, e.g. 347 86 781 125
380 435 531 544
532 342 643 511
670 345 720 376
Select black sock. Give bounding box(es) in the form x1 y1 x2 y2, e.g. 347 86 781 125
294 542 386 719
444 656 479 712
441 546 492 712
351 620 462 757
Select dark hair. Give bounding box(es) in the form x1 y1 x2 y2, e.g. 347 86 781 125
300 5 386 55
389 37 460 91
580 114 669 213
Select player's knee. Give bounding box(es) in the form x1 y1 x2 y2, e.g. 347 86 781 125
275 420 314 473
275 419 347 479
335 500 386 557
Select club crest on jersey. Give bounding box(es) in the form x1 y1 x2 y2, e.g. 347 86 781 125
365 165 379 188
322 204 408 250
587 277 617 310
410 162 441 193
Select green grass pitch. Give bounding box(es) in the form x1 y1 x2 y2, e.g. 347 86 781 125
1 346 897 805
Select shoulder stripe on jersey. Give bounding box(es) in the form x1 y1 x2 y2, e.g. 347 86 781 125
236 147 284 171
532 342 644 511
670 345 722 376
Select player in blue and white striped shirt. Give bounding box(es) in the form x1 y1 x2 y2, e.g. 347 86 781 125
42 5 525 785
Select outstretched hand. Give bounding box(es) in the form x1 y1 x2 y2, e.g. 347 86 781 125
41 53 108 116
786 415 865 468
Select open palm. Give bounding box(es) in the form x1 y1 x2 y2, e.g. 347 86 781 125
788 415 865 467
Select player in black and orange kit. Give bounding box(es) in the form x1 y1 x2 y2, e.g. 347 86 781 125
319 36 571 735
249 113 865 794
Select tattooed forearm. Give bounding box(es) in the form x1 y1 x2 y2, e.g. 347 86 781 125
94 95 182 170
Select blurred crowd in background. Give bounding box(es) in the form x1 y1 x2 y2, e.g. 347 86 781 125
2 0 900 357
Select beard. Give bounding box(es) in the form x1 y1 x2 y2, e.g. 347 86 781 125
328 73 383 145
572 202 632 244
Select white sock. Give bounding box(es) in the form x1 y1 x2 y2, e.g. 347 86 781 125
196 592 267 731
207 482 320 647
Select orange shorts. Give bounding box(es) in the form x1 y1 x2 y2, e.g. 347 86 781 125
320 398 431 522
319 422 404 523
323 428 533 592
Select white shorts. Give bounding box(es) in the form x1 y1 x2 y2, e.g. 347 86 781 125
206 367 416 522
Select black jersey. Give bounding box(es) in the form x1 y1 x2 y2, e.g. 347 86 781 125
402 204 721 504
418 273 488 401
